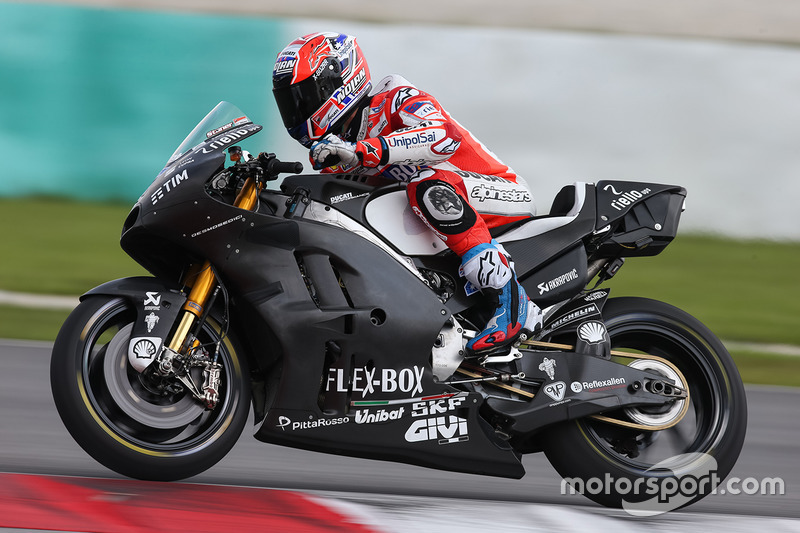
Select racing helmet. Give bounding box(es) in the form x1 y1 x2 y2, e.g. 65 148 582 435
272 32 372 147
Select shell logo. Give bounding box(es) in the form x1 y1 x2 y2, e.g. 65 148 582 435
133 339 156 359
578 321 607 344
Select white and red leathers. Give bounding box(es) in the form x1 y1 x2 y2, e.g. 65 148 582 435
307 73 543 353
274 32 541 353
315 74 536 256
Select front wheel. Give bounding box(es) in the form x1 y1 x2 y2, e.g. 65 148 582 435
541 297 747 512
50 296 251 481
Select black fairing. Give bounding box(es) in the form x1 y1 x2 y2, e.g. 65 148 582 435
280 172 397 221
114 108 689 479
121 123 263 281
80 277 186 346
231 203 522 477
502 184 597 306
120 146 525 478
521 245 588 307
594 180 686 257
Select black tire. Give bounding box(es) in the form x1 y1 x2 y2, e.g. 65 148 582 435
50 296 250 481
541 297 747 512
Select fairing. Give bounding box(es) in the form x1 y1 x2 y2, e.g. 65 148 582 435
113 102 689 479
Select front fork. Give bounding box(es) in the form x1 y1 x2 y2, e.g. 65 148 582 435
161 176 262 408
167 176 261 352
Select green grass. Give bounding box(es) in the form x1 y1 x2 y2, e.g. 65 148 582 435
728 350 800 388
604 235 800 346
1 197 799 386
0 306 70 342
0 197 146 294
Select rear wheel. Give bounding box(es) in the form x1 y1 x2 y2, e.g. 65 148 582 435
541 297 747 512
50 296 250 481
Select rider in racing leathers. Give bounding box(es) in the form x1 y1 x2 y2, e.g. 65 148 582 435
271 32 543 354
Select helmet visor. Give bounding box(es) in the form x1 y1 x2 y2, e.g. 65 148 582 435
273 68 343 130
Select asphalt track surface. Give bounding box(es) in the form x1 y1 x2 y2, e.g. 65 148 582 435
2 339 798 530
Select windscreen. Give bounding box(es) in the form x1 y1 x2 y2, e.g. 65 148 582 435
166 101 253 165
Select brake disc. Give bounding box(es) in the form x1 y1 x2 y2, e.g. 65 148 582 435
103 324 205 429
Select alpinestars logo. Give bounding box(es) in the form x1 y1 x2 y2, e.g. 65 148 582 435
470 184 531 203
392 87 420 112
432 137 460 155
477 253 498 286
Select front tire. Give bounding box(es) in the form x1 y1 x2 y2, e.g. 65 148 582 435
541 297 747 512
50 296 251 481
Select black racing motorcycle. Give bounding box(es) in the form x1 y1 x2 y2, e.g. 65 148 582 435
50 102 746 511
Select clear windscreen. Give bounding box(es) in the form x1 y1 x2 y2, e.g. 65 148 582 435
166 101 253 165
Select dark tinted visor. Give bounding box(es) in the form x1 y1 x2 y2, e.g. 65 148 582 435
272 67 344 129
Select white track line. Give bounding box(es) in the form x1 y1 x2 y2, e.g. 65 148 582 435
311 491 800 533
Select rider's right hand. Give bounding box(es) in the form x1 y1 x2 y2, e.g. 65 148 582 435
310 134 359 170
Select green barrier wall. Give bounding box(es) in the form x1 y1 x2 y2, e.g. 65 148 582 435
0 3 288 201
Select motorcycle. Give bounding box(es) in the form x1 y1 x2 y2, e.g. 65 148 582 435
50 102 747 510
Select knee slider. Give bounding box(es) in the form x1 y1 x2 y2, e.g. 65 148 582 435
412 179 477 235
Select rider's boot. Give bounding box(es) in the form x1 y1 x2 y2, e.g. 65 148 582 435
460 240 543 354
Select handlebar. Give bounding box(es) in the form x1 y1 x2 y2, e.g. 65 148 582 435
218 149 303 193
257 152 303 177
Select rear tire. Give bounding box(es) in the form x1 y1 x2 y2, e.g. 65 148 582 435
541 297 747 512
50 296 250 481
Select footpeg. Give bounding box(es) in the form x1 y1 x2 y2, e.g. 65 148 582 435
478 346 524 366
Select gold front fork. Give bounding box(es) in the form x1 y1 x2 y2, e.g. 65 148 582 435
167 176 262 353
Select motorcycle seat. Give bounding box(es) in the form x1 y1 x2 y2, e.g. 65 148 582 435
493 183 590 244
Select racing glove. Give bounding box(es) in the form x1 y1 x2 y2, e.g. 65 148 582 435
310 134 387 170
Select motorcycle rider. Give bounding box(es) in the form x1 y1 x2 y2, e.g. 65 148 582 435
271 32 543 354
